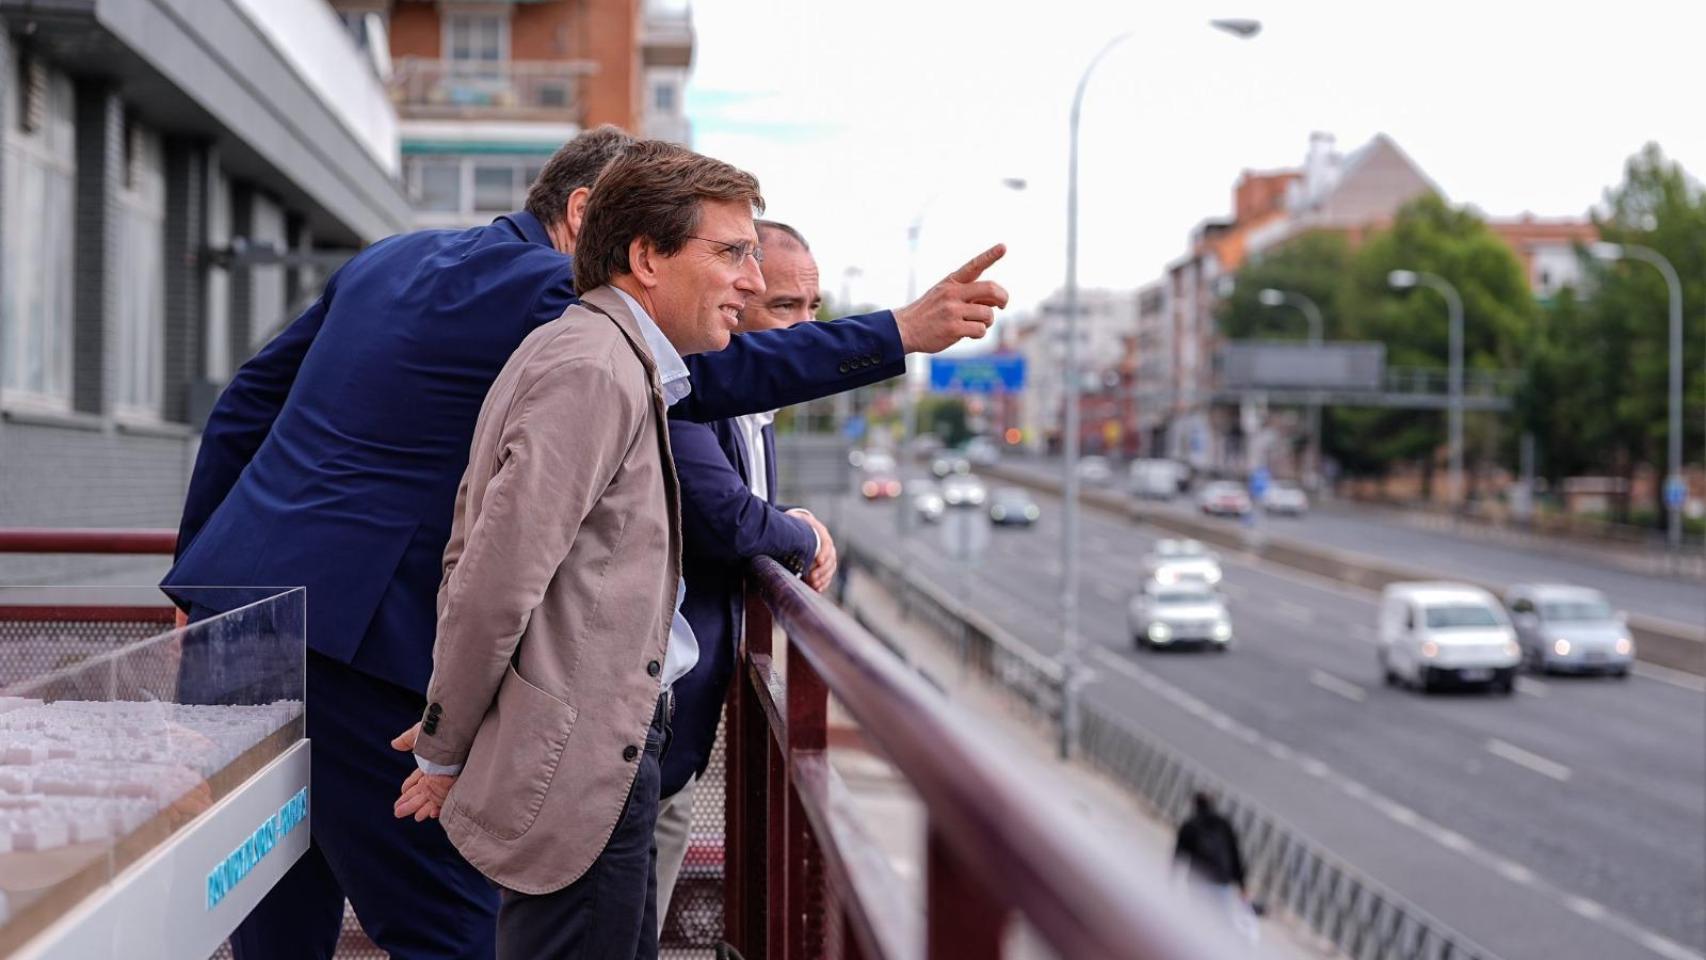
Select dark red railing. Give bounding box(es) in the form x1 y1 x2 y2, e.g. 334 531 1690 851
0 528 177 555
727 556 1241 960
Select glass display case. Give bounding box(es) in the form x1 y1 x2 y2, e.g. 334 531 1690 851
0 587 306 959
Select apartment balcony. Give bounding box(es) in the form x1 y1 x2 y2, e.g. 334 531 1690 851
642 0 694 68
388 57 597 122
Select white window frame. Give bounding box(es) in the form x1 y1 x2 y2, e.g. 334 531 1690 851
442 10 510 70
1 63 76 414
112 119 167 423
405 154 542 225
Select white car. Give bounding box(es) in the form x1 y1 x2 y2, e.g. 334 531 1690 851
1504 584 1634 677
1142 539 1223 587
860 450 896 476
1129 458 1185 499
910 480 946 524
941 474 987 508
1128 582 1234 651
963 437 1001 466
1076 456 1114 485
1197 481 1252 517
1261 483 1309 516
1377 582 1521 694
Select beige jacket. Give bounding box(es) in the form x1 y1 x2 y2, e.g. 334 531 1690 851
414 285 681 894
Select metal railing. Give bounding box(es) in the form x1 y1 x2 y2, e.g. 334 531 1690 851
838 535 1505 960
727 555 1266 959
388 57 596 119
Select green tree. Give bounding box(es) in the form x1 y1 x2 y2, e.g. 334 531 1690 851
1329 195 1539 495
1217 232 1353 340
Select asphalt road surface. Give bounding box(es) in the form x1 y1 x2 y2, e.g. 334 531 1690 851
824 488 1706 960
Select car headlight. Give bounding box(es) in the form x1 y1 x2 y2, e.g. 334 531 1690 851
1156 569 1177 585
1421 640 1440 659
991 506 1006 520
1504 640 1521 658
1615 638 1633 656
1025 506 1039 520
1148 622 1172 643
1213 621 1232 642
1205 569 1222 584
1553 638 1572 656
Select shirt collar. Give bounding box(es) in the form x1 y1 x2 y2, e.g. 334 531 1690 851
611 287 692 406
496 210 553 248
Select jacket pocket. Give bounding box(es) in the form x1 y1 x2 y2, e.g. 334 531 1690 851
452 664 579 841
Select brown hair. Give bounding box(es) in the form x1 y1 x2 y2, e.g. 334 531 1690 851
573 140 764 294
523 125 637 228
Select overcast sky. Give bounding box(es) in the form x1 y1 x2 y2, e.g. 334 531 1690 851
684 0 1702 333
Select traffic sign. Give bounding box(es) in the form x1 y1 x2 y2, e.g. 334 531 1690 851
1664 475 1687 509
1250 466 1272 498
929 354 1025 394
842 415 867 441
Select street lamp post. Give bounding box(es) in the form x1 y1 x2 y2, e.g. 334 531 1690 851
1258 288 1325 488
1387 270 1465 509
1058 18 1260 759
1590 242 1686 554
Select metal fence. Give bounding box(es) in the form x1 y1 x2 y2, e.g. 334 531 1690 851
840 535 1504 960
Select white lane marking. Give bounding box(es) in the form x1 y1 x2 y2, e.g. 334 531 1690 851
1486 738 1573 782
1566 896 1608 920
1495 859 1535 884
1514 677 1549 697
1434 829 1473 852
1276 599 1316 623
1633 661 1706 693
1309 669 1367 702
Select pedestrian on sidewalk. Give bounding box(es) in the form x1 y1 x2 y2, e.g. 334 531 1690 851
1173 790 1260 943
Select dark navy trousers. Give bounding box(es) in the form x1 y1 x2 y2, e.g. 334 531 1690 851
223 648 499 960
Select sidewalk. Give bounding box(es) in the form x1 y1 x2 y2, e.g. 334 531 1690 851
828 567 1335 960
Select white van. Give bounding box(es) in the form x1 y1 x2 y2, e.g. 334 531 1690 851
1377 582 1520 694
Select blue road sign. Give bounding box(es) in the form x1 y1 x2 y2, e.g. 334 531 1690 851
1664 476 1687 509
843 415 867 441
1250 466 1272 498
929 354 1025 394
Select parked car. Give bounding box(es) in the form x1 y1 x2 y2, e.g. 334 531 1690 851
910 480 946 524
1504 584 1634 677
930 455 971 479
1261 482 1309 516
941 474 987 508
988 487 1039 526
1129 458 1186 499
1377 582 1520 694
1075 455 1114 485
1128 581 1234 651
1196 480 1252 517
1142 539 1223 586
860 473 902 500
963 436 1001 466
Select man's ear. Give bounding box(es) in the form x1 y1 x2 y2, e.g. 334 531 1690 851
564 187 592 243
628 236 662 289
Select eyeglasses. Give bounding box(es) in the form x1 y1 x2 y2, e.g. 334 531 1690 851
686 235 765 266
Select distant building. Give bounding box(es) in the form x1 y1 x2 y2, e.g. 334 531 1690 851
334 0 696 229
0 0 409 581
1013 288 1137 453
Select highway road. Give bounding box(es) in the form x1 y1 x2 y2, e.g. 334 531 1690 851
823 488 1706 960
992 455 1706 633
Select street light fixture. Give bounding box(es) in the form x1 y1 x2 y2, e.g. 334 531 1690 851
1257 287 1326 488
1058 18 1261 759
1589 241 1686 554
1387 269 1465 510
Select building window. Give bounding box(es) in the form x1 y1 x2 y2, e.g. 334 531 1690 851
114 118 166 419
1 61 75 409
445 13 508 71
653 82 676 113
472 164 516 212
414 159 461 212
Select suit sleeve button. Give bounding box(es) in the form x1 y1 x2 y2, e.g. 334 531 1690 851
623 745 639 762
647 660 661 677
838 362 850 374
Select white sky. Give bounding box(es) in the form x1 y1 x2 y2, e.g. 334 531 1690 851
685 0 1703 335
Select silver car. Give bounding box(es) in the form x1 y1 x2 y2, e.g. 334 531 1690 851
1128 582 1234 651
1504 584 1634 677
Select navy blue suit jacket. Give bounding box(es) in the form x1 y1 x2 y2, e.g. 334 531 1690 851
662 417 814 796
163 211 903 693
